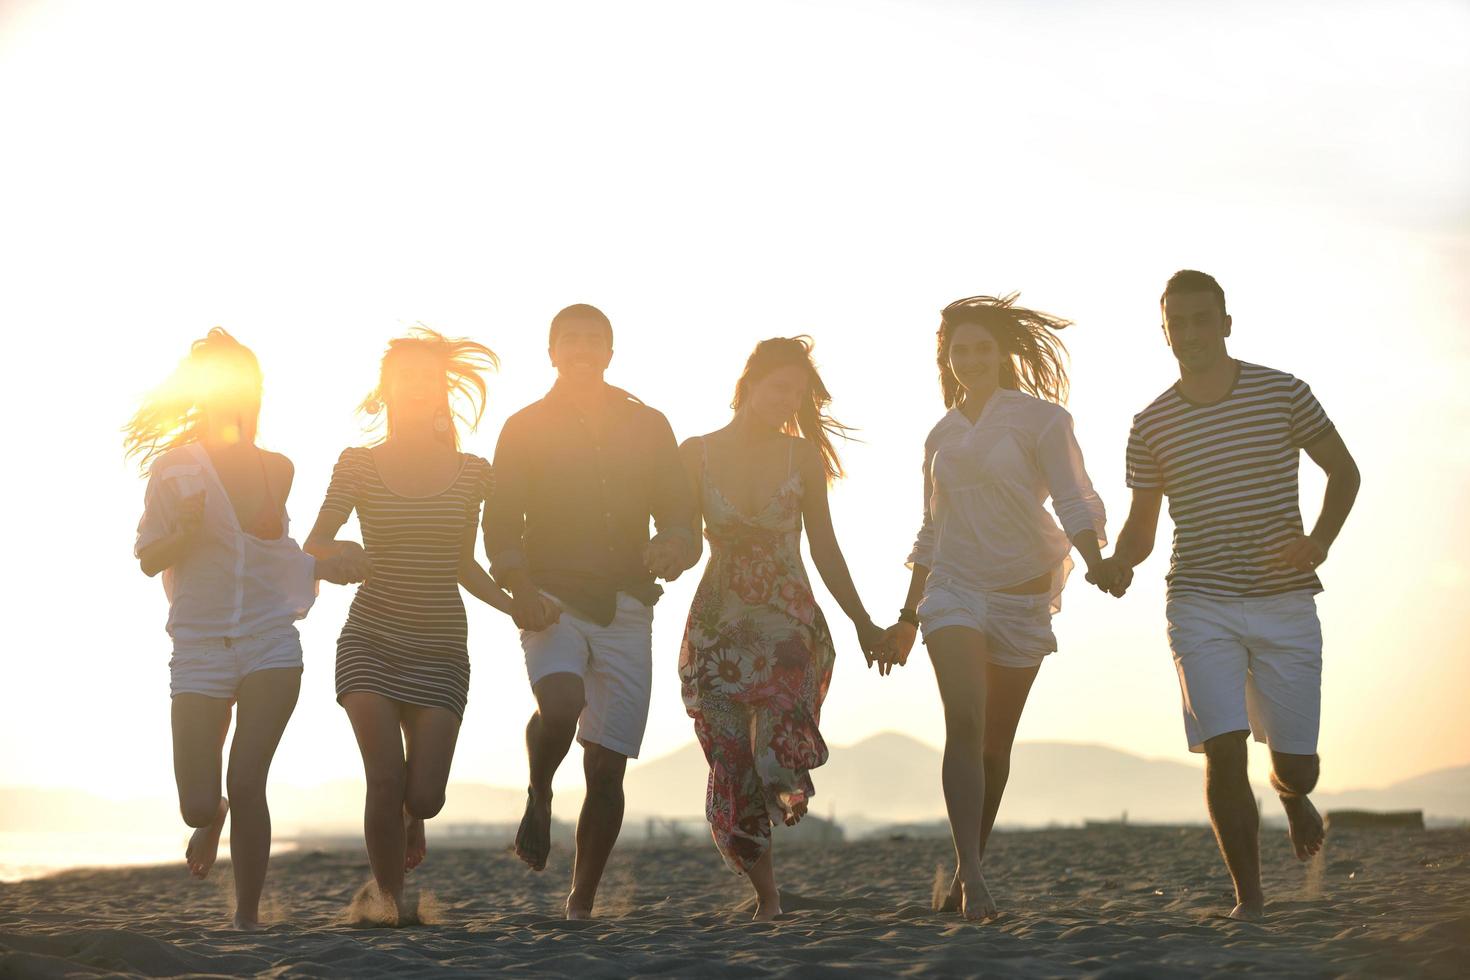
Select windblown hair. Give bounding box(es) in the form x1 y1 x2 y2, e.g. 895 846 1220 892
124 327 262 471
1160 269 1228 317
731 336 854 484
936 293 1073 408
360 326 500 450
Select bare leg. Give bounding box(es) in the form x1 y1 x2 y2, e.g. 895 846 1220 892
940 662 1041 912
401 703 461 872
225 668 300 929
1203 731 1264 920
342 692 408 917
566 742 627 919
1270 751 1324 860
171 693 232 880
926 626 997 921
516 672 585 871
747 845 781 921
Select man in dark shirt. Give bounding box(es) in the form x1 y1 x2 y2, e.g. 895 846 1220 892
486 303 699 919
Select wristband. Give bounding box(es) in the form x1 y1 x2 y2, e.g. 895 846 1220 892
898 607 920 628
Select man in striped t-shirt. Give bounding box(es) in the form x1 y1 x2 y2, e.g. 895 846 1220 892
1093 270 1360 921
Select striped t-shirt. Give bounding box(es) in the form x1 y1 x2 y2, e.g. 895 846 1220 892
1126 361 1335 598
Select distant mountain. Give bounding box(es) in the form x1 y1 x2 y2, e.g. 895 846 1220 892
4 740 1462 836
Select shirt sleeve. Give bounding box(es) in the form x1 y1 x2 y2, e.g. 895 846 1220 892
905 438 939 569
316 449 360 521
647 410 700 558
133 459 179 557
1039 410 1108 545
485 415 530 579
1288 378 1335 448
1125 418 1165 491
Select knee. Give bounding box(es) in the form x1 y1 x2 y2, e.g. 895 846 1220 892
405 786 446 820
1271 754 1320 796
364 766 406 803
536 696 584 734
225 769 267 805
1202 731 1250 769
584 752 627 801
179 794 221 829
944 705 985 745
982 743 1013 772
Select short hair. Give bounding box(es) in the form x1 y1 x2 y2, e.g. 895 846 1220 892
1160 270 1227 317
549 304 613 346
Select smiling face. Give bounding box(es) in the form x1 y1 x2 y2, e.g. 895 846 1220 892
946 321 1004 400
745 363 809 430
549 318 613 385
1162 290 1232 375
382 346 445 425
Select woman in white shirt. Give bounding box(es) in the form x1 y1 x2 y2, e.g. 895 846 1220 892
128 329 363 930
884 294 1117 921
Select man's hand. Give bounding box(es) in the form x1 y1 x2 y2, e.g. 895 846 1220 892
177 491 206 539
644 536 690 582
1278 533 1328 573
1085 556 1133 598
511 592 562 632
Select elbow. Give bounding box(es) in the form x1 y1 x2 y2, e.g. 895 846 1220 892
139 557 160 578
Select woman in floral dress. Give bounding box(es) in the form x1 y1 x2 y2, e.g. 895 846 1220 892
678 337 888 921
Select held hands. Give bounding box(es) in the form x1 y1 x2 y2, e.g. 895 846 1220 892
1085 556 1133 598
1277 533 1328 572
644 536 690 582
511 591 562 632
855 619 888 672
878 620 918 675
319 542 372 585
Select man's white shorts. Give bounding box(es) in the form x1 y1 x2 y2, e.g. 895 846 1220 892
916 580 1057 670
1166 591 1322 755
521 592 654 759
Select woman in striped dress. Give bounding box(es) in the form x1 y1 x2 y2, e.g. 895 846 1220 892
306 328 512 921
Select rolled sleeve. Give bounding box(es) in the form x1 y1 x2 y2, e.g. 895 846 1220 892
1040 411 1107 545
134 461 178 558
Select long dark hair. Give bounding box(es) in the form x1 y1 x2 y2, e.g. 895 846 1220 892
731 336 853 484
124 327 262 471
936 293 1072 407
360 326 499 450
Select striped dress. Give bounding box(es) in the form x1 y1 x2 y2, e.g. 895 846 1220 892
319 447 493 717
1125 361 1335 599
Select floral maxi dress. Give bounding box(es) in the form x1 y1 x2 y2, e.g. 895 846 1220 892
678 446 836 873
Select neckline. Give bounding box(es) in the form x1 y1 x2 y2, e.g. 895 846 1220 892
367 447 469 499
191 443 287 543
954 389 1008 427
1174 359 1243 408
701 434 801 523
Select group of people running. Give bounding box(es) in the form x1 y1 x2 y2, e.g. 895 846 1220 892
127 269 1359 930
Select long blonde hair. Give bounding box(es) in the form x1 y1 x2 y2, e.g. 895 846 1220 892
360 326 500 449
124 328 262 471
731 336 854 484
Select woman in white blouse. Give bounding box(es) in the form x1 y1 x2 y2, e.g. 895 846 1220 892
128 329 364 929
883 294 1119 921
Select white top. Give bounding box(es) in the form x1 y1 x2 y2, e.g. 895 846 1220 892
135 443 317 641
907 390 1107 609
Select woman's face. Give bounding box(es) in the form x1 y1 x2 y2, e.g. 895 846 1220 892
947 322 1003 397
383 348 444 422
746 363 808 429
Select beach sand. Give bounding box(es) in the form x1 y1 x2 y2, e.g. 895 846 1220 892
1 825 1465 977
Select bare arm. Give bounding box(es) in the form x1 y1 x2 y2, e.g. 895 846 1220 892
138 516 202 577
458 515 514 614
798 442 881 665
1281 429 1361 570
1113 488 1163 569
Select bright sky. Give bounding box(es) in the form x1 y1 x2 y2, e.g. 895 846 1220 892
2 0 1467 809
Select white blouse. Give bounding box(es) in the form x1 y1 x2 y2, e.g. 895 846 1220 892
907 390 1107 607
135 443 316 642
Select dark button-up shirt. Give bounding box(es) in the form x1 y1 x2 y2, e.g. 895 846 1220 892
485 383 699 626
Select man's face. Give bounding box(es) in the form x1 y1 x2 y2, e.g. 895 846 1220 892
550 320 613 384
1162 291 1231 375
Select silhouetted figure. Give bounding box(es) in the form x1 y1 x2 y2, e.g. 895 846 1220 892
677 337 886 921
127 328 361 930
485 304 699 919
305 328 511 923
1091 270 1359 920
885 295 1109 921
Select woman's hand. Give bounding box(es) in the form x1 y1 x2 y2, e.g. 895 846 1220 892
855 618 886 669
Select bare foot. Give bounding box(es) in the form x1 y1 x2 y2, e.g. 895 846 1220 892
961 868 998 922
782 799 809 828
752 899 782 922
934 868 963 914
404 813 427 873
230 912 262 931
564 900 592 920
1281 795 1325 860
514 790 552 871
1228 900 1265 921
185 797 228 879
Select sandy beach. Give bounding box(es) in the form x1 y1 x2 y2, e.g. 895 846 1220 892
1 824 1465 977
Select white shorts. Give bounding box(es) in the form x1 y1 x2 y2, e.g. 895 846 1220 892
521 592 654 759
1166 591 1322 755
170 624 303 700
916 580 1057 669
